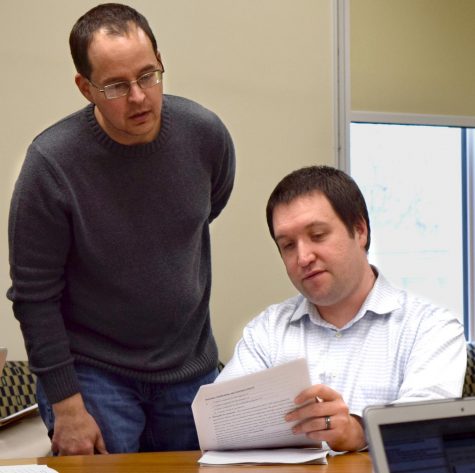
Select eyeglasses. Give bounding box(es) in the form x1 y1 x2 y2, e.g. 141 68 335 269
89 68 164 100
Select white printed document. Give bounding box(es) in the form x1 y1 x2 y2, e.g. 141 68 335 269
191 358 328 465
0 466 58 473
198 448 328 465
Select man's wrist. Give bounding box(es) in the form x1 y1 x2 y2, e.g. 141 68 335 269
52 392 85 416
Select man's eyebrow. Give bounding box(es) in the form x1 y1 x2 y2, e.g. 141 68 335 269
275 221 329 242
307 222 329 231
101 63 159 84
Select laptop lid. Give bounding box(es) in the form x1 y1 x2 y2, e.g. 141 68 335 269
364 398 475 473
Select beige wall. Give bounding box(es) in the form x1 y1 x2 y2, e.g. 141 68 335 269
0 1 336 362
351 0 475 117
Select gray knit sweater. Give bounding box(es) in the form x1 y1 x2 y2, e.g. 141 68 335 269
7 95 235 404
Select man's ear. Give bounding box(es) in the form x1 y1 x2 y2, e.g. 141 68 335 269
354 218 368 248
156 51 164 70
75 73 94 103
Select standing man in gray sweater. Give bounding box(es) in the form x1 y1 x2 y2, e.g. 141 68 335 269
7 3 235 455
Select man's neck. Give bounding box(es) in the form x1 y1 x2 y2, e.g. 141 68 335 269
317 265 377 329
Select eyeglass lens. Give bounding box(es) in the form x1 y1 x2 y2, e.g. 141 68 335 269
103 70 163 99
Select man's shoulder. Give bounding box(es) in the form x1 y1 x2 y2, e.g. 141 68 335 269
377 275 459 325
164 94 225 128
31 106 90 155
363 272 461 333
401 290 457 321
165 93 211 112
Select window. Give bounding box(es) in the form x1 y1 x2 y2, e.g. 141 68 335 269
350 123 468 334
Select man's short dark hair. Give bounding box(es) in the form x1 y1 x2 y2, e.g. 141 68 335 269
266 165 371 251
69 3 158 79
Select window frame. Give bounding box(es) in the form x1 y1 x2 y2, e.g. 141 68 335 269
337 0 474 339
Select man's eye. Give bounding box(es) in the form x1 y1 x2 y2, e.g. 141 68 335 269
139 71 158 86
107 82 128 93
311 233 324 241
281 242 295 251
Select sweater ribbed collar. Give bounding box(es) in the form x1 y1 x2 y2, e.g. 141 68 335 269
85 95 171 158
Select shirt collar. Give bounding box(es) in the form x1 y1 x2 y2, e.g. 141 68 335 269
289 266 402 328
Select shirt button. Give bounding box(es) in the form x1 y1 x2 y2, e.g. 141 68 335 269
335 332 342 338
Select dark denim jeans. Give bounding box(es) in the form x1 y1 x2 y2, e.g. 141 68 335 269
36 363 218 453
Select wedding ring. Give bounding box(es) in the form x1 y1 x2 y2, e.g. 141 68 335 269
324 415 331 430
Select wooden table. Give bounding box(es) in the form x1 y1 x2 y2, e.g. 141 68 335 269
0 450 372 472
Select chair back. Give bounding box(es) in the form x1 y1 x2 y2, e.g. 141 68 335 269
463 341 475 397
0 361 37 419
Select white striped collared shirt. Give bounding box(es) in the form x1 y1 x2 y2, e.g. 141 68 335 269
217 270 467 416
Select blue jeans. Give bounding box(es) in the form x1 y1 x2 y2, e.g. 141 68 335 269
36 363 218 453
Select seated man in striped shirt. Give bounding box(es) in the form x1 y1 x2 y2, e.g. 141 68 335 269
216 165 466 452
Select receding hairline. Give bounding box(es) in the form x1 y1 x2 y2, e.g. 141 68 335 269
86 23 158 80
89 22 153 46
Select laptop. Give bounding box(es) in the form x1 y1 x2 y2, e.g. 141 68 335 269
364 397 475 473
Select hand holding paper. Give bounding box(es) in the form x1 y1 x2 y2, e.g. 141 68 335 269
191 359 328 465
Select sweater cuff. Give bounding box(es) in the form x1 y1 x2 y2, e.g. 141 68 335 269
39 363 81 405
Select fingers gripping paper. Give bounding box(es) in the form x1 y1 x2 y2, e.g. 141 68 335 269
191 358 316 451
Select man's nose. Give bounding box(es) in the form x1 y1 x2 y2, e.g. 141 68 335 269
127 81 146 102
297 242 315 267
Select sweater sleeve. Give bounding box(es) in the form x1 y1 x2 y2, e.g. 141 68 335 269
209 118 235 223
7 143 80 404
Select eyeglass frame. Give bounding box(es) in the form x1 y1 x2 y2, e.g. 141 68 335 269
88 65 165 100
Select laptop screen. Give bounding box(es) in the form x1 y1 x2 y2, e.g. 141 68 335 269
380 415 475 472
